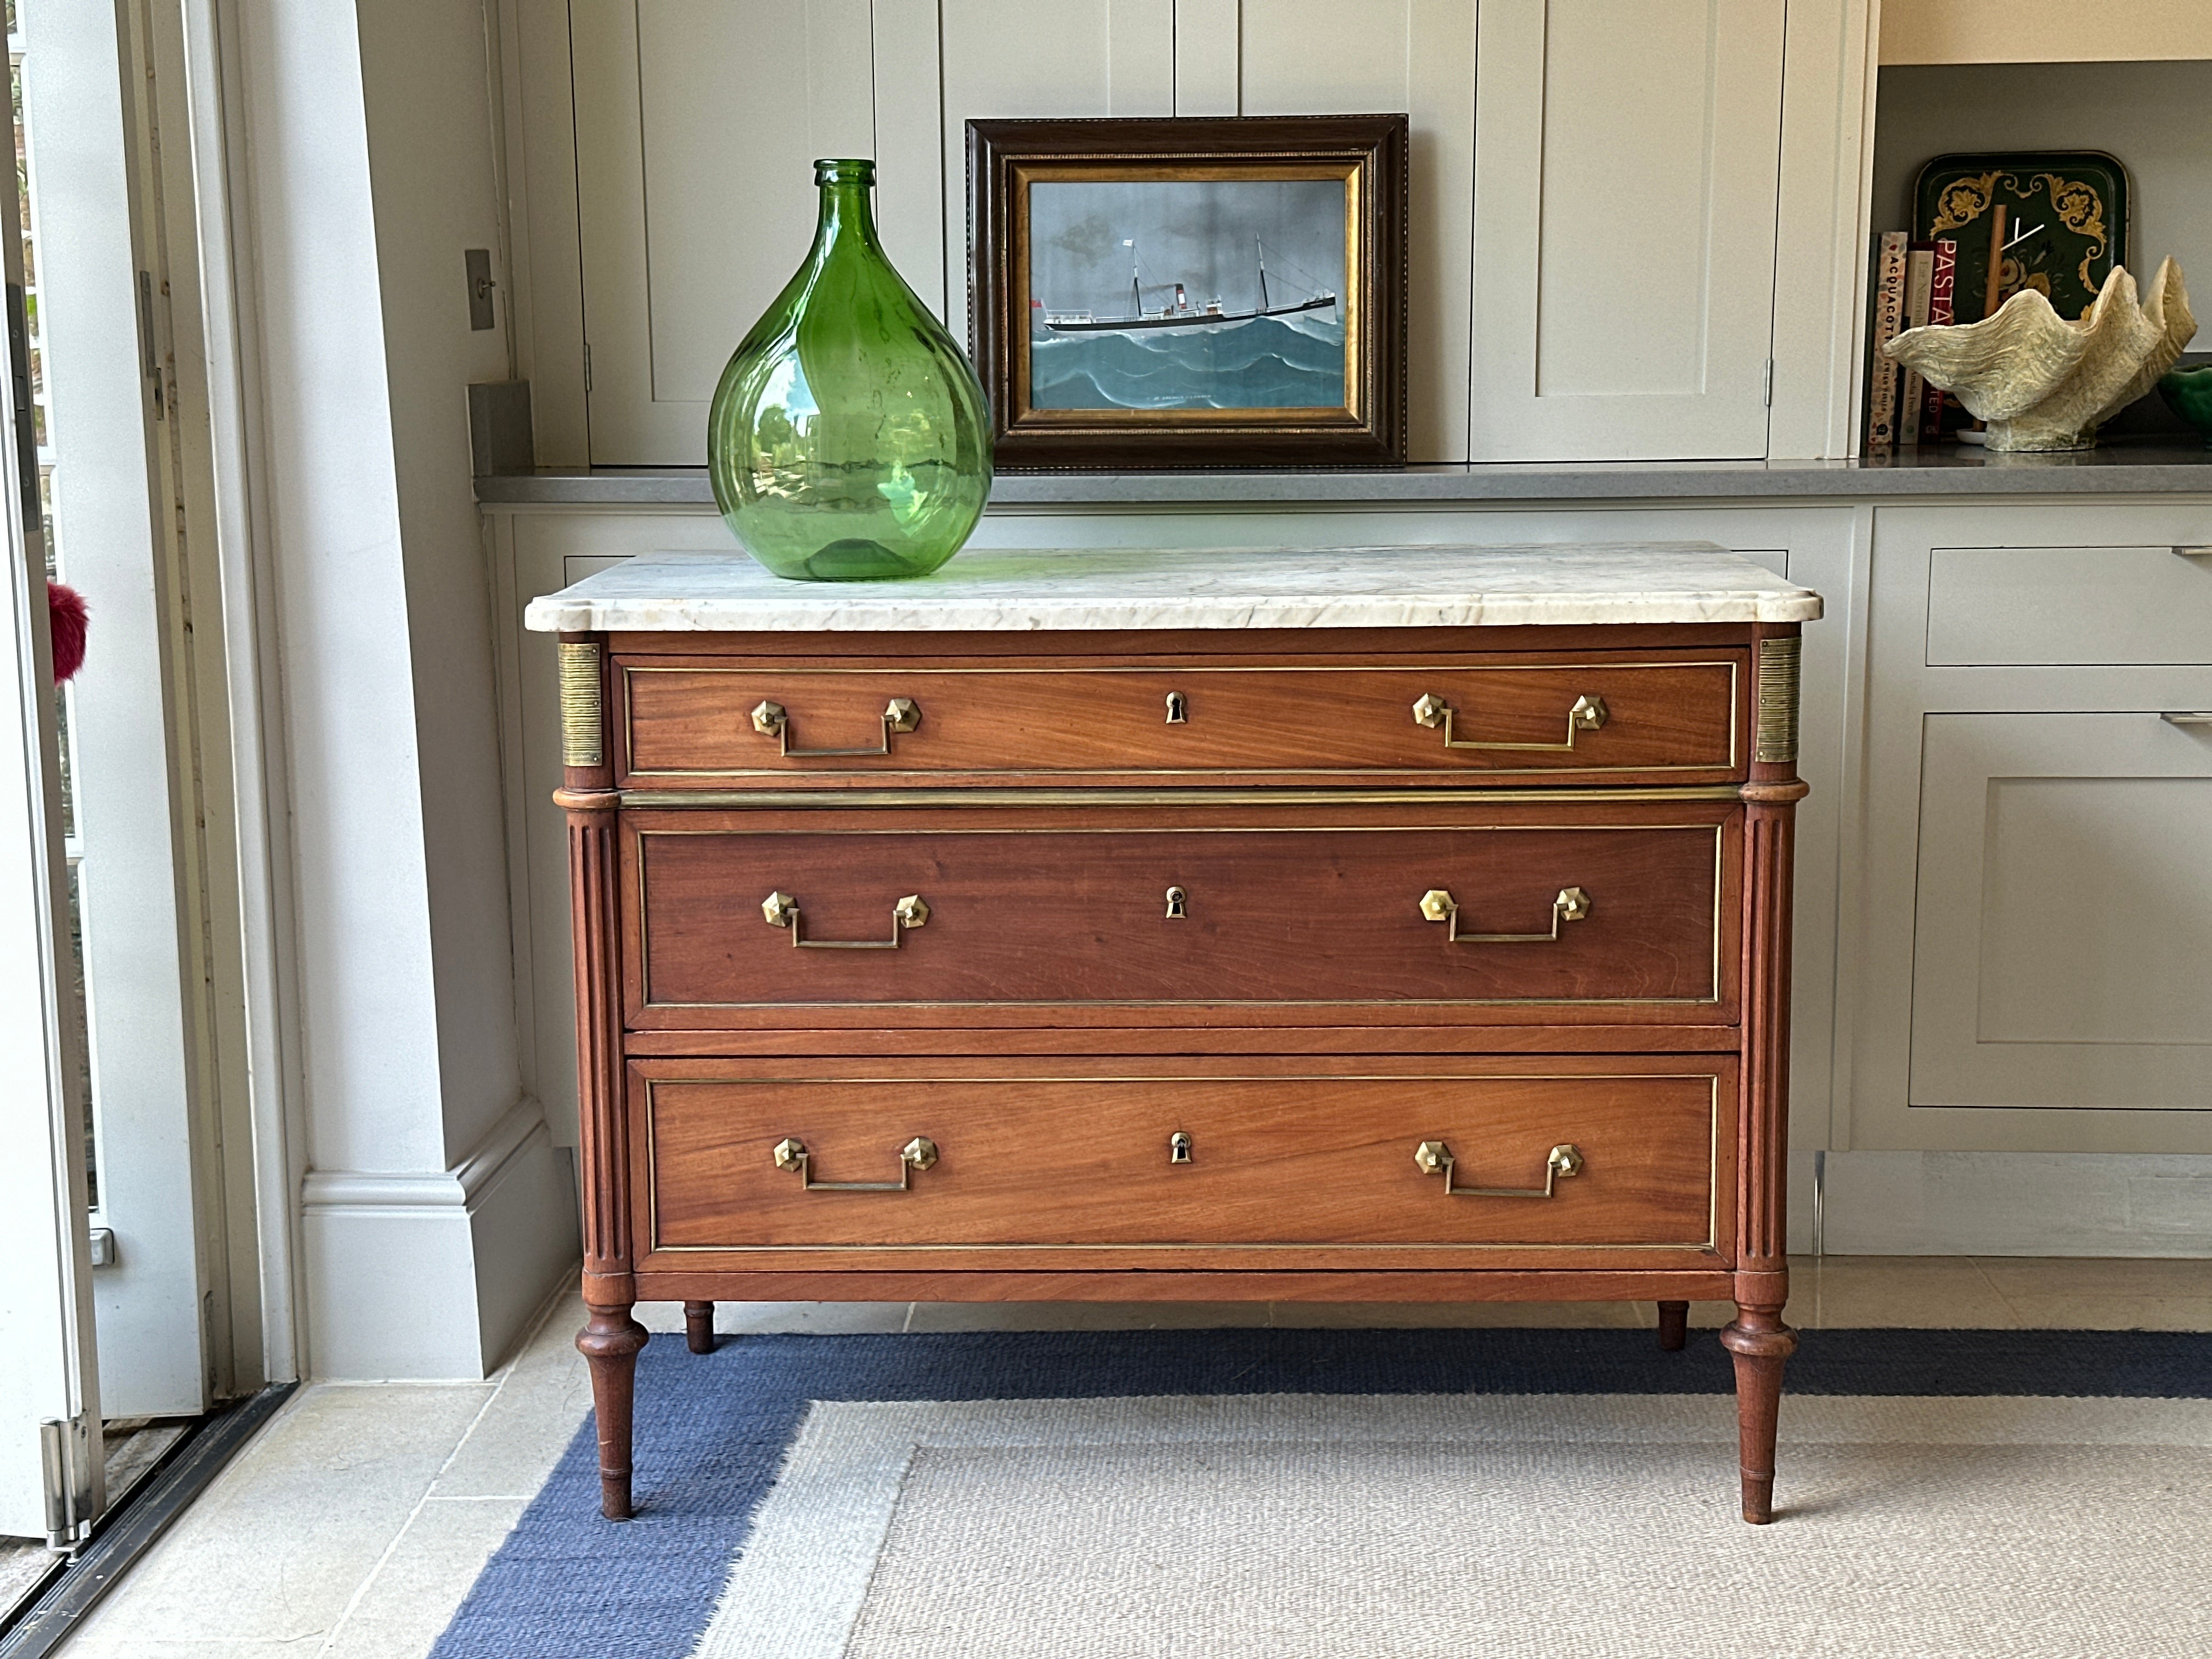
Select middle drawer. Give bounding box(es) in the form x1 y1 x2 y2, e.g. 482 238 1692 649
624 800 1737 1029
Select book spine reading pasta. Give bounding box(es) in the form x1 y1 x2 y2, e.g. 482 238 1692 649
1865 231 1909 454
1899 244 1934 446
1921 238 1957 440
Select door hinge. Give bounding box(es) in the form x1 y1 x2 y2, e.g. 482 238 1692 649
139 270 165 417
40 1415 92 1551
1763 358 1774 407
583 342 592 393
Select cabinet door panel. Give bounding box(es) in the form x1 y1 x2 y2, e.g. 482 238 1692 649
1910 714 2212 1110
1236 0 1476 462
935 0 1174 321
574 1 877 462
1469 0 1786 460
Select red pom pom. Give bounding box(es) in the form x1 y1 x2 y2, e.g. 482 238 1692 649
47 581 88 683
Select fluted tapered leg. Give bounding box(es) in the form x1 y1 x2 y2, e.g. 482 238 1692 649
1720 1308 1797 1523
578 1301 650 1520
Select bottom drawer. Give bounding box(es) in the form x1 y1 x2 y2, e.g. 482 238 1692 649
633 1056 1734 1271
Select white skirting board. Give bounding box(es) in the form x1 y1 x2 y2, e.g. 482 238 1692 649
1819 1152 2212 1257
299 1098 580 1379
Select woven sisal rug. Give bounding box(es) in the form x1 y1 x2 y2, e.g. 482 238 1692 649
428 1328 2212 1659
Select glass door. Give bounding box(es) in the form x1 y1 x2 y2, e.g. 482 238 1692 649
11 0 225 1429
0 73 100 1543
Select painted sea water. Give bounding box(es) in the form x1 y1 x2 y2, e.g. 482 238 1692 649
1026 176 1349 412
1030 309 1345 411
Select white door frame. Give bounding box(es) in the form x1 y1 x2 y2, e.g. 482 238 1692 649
167 0 307 1389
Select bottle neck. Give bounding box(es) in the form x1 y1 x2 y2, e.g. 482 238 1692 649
811 171 881 257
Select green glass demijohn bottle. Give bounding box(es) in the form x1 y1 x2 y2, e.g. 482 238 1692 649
708 158 992 581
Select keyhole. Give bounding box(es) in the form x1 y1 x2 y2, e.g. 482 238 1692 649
1169 1132 1193 1165
1164 691 1188 724
1164 885 1187 919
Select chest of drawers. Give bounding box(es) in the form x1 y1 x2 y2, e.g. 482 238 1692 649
530 544 1819 1526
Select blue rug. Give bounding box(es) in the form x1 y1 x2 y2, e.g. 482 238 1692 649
427 1328 2212 1659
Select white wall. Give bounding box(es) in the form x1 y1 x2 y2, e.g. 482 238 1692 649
233 0 575 1378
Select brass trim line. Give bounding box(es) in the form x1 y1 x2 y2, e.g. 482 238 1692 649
633 823 1728 1009
619 659 1743 780
558 641 603 767
641 1075 1722 1255
1754 637 1800 765
621 785 1751 809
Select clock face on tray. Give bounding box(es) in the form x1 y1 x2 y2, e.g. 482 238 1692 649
1914 150 2131 323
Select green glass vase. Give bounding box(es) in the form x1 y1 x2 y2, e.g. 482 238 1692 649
708 158 991 582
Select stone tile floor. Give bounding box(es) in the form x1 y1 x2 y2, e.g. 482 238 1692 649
53 1256 2212 1657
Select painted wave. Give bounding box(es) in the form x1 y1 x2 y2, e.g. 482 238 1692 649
1030 313 1346 411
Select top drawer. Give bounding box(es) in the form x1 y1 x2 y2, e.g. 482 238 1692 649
614 652 1745 788
1926 546 2212 667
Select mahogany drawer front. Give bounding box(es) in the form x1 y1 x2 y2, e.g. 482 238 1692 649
616 656 1743 787
625 806 1734 1026
634 1059 1729 1266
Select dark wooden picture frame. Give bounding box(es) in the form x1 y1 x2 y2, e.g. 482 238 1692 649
968 115 1408 470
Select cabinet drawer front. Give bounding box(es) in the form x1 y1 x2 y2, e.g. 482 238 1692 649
618 658 1741 784
641 1067 1723 1254
1926 546 2212 666
629 816 1728 1019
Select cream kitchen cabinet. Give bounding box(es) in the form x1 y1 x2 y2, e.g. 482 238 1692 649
1910 713 2212 1114
1465 0 1787 461
539 0 1867 467
1846 506 2212 1156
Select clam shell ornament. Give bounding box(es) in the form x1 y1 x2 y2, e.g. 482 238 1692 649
1883 258 2196 452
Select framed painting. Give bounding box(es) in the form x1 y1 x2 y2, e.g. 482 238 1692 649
967 114 1408 470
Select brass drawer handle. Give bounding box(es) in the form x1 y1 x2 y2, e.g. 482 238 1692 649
1420 885 1590 943
1414 1139 1583 1199
774 1135 938 1191
761 889 929 947
1411 691 1606 752
752 697 919 757
2161 712 2212 726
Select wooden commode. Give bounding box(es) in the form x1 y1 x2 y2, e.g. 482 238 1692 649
527 543 1821 1525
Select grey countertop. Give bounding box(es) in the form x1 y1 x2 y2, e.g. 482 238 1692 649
476 441 2212 507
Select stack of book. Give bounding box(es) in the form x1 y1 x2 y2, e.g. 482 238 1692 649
1866 233 1957 453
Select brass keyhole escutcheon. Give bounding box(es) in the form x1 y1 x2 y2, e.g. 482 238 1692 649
1164 691 1188 724
1169 1132 1194 1165
1164 885 1187 919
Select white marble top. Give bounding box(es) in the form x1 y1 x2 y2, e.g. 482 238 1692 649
523 543 1823 634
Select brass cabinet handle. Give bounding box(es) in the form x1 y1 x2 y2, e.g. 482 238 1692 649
2161 712 2212 726
1414 1139 1583 1198
761 889 929 947
752 697 919 757
1420 885 1590 943
1411 691 1606 752
774 1135 937 1191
